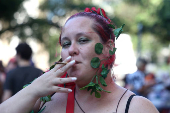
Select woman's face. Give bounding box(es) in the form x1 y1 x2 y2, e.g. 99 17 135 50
61 17 105 84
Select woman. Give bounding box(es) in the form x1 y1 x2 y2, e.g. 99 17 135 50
0 7 159 113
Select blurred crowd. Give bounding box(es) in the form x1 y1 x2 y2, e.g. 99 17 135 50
0 58 18 102
123 57 170 113
0 42 42 103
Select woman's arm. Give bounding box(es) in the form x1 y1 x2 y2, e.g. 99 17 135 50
0 85 40 113
0 56 76 113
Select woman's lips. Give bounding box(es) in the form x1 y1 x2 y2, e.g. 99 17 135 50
75 61 80 64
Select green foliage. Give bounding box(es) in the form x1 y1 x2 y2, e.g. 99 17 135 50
23 84 29 88
115 0 170 44
95 91 101 98
95 43 103 55
0 0 24 21
80 81 111 98
91 57 100 68
114 24 125 39
109 48 117 55
108 24 115 29
40 95 51 102
50 64 56 70
100 8 104 17
80 82 95 90
99 76 107 87
100 64 110 79
81 21 125 98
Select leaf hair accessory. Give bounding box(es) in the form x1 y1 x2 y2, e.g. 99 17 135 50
80 7 125 98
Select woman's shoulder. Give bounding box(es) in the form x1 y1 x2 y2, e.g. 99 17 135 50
127 94 159 113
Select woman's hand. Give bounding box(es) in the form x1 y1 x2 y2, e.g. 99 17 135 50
28 56 76 98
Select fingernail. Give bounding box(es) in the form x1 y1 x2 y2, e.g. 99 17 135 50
72 77 77 81
68 89 72 92
66 56 71 60
70 60 75 65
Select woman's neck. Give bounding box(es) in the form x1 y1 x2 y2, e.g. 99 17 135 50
75 74 119 102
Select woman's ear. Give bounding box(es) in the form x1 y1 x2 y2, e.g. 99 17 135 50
103 39 114 56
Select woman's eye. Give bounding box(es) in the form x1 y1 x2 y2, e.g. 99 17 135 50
62 42 71 48
79 38 89 43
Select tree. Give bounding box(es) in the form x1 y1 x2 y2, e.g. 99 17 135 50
0 0 97 64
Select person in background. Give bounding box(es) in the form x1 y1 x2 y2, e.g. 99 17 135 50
5 57 18 73
2 42 43 101
126 58 156 96
0 60 6 103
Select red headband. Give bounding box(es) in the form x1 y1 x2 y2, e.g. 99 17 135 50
84 7 111 23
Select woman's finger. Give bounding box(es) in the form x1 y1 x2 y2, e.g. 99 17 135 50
51 56 72 72
52 86 73 93
52 77 77 85
55 60 75 77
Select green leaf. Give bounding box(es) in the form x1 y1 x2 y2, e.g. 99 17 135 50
99 76 107 87
109 48 117 55
90 86 96 95
114 24 125 39
101 64 110 79
100 8 104 17
114 28 122 39
45 95 51 101
103 89 111 93
23 78 37 89
95 91 101 98
95 43 103 54
23 84 29 88
30 110 34 113
91 10 98 14
101 68 108 78
80 82 95 90
50 64 55 70
40 95 51 102
96 76 98 84
121 24 125 28
108 24 115 29
91 57 100 68
87 86 93 91
95 84 103 91
102 64 105 69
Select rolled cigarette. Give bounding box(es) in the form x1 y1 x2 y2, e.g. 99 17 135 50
55 62 67 65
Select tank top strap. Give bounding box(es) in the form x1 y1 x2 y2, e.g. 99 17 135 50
115 89 128 113
125 94 136 113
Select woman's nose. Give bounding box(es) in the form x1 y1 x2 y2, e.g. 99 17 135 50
68 43 79 56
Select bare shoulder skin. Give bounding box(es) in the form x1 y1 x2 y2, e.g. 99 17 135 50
128 96 159 113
